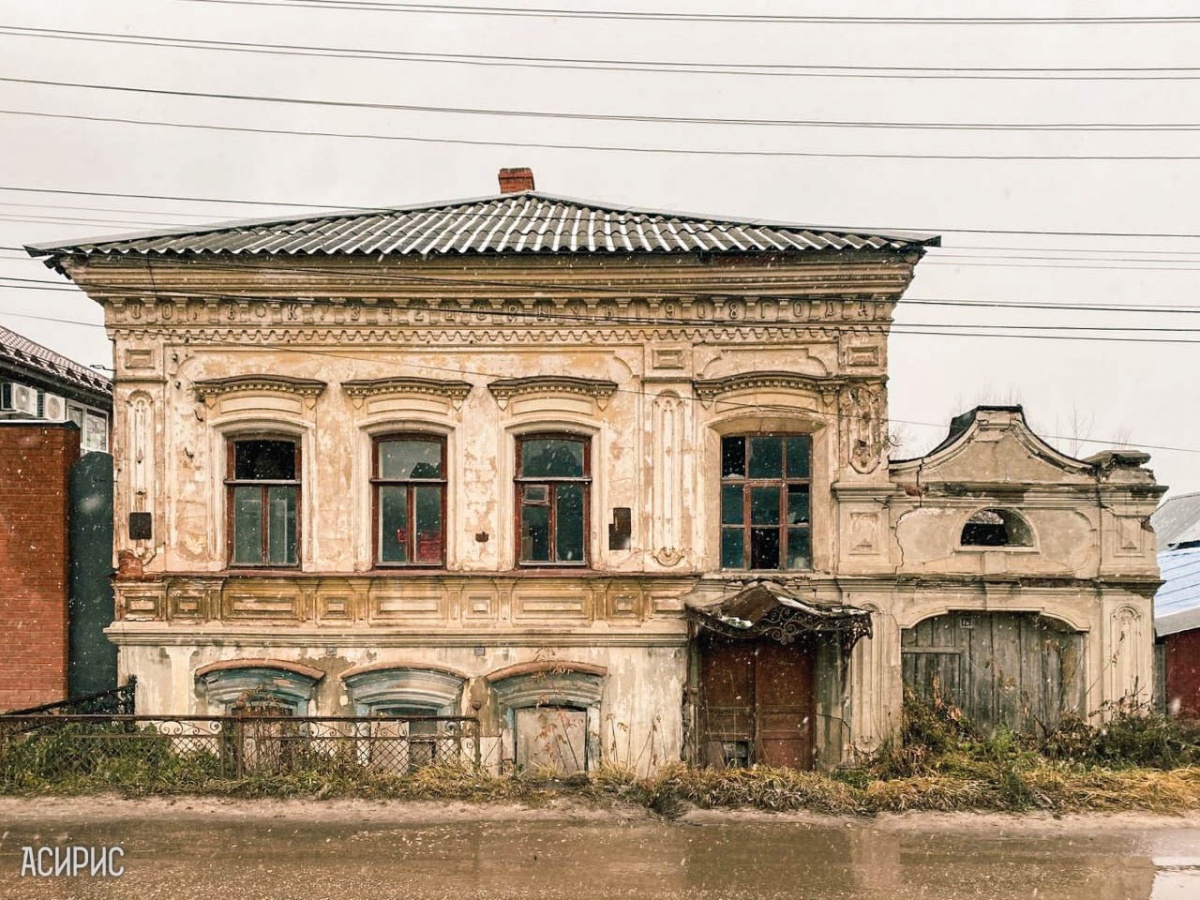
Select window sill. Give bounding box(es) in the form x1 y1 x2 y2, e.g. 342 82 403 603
955 546 1037 553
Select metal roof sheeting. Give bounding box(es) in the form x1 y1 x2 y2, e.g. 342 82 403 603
27 191 940 259
1152 492 1200 550
0 324 111 396
1156 546 1200 637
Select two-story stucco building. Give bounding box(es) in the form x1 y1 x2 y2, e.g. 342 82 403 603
28 168 1164 773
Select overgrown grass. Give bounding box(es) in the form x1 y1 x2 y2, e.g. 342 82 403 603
3 703 1199 815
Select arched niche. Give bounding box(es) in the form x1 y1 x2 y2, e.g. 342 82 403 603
195 658 324 714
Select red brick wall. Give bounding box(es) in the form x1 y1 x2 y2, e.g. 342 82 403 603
0 424 80 710
1165 629 1200 719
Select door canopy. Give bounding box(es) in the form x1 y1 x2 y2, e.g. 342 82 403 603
687 581 873 649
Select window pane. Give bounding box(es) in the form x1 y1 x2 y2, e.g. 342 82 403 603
379 485 409 563
235 440 295 480
750 486 781 525
786 528 812 570
414 486 444 564
520 438 585 478
232 486 263 565
786 437 810 478
750 528 781 569
721 528 745 569
379 439 443 480
266 486 297 565
523 484 548 504
721 436 745 478
521 503 551 561
721 484 744 525
555 483 585 562
787 485 810 524
748 437 783 478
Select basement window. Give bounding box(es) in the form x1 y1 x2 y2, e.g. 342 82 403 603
960 508 1033 548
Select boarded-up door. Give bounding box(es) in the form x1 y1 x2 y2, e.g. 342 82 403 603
515 706 588 774
902 612 1084 734
698 635 815 769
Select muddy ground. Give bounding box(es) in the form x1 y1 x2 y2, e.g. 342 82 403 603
1 797 1198 899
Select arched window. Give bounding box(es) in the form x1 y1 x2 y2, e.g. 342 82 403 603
960 508 1033 548
195 659 323 715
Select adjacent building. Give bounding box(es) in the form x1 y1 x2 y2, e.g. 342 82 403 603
1151 493 1200 718
0 324 115 709
27 169 1165 770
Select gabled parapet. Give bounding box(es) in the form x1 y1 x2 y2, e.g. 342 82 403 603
888 405 1164 581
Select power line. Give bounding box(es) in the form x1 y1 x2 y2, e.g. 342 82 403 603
166 1 1200 27
5 24 1200 81
6 185 1200 240
9 107 1200 161
9 74 1200 132
0 184 339 210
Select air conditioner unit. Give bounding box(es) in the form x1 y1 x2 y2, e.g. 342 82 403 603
0 381 38 417
41 393 67 421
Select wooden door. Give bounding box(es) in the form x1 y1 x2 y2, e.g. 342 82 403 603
755 641 815 768
698 635 815 770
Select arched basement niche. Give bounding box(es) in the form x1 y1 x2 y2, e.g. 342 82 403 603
960 508 1034 548
901 611 1084 734
486 661 606 710
486 661 607 775
195 659 324 714
340 663 467 715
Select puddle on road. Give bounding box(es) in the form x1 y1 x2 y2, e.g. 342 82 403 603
0 816 1196 899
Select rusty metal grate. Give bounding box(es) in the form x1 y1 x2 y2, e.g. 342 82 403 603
0 714 481 781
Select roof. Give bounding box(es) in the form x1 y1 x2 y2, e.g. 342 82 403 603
0 324 111 399
1155 546 1200 637
1152 492 1200 551
26 190 940 260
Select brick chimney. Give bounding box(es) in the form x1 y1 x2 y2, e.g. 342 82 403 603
498 167 535 193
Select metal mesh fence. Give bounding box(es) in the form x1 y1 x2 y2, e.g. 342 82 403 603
0 714 481 782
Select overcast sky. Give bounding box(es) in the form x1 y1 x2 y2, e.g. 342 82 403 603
1 0 1198 498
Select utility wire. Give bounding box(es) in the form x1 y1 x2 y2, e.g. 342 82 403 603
7 75 1200 132
4 24 1200 81
8 107 1200 161
165 1 1200 27
6 185 1200 240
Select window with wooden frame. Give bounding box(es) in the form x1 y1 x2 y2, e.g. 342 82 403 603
226 437 300 567
373 434 446 567
516 434 590 566
720 434 812 571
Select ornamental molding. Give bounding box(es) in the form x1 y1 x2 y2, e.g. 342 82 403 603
692 371 879 408
488 375 618 410
341 377 472 410
112 325 887 348
98 293 902 330
192 375 327 408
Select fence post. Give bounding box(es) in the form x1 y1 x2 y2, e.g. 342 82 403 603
233 700 247 778
474 718 482 771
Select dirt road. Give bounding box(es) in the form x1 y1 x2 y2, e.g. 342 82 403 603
0 797 1197 899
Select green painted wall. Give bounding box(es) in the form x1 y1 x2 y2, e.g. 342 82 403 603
69 452 116 696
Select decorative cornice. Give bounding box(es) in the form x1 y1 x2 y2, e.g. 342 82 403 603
692 371 873 407
488 375 618 410
112 325 883 348
341 377 472 410
193 374 327 405
104 626 690 648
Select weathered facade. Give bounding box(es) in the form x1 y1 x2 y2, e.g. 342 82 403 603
28 170 1163 771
